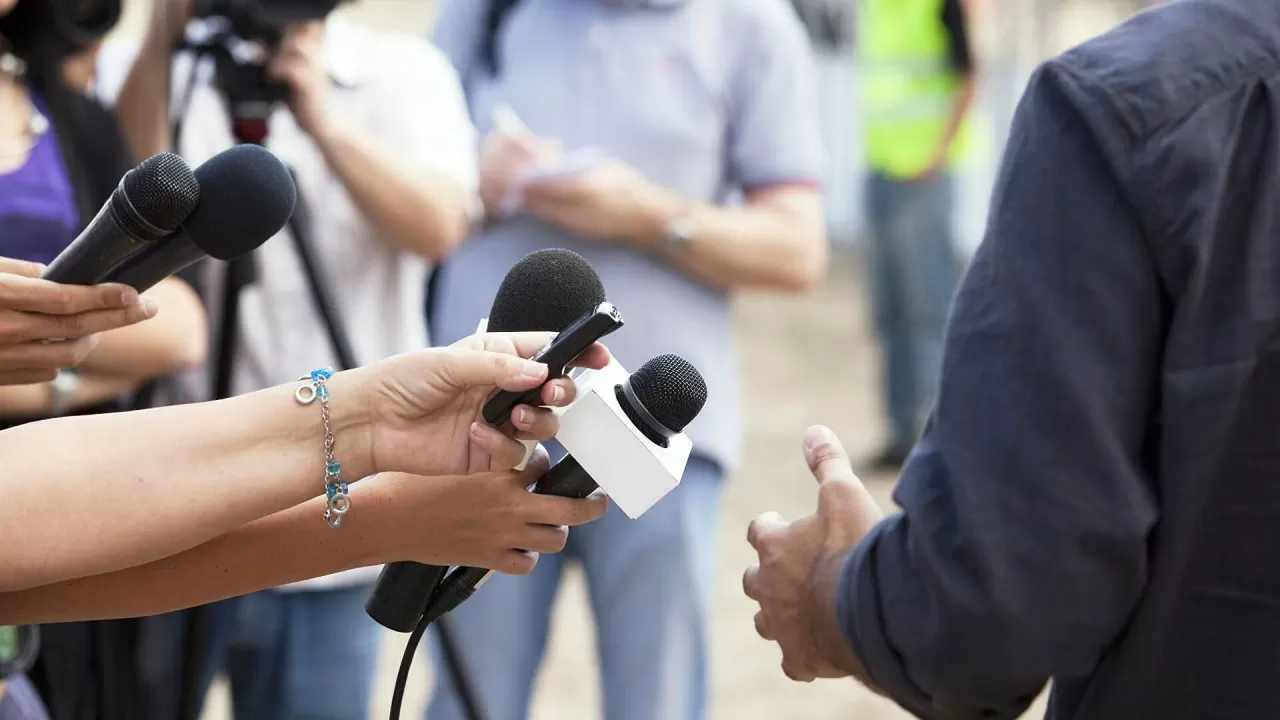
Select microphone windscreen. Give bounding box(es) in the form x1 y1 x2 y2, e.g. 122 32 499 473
186 145 297 260
628 354 707 434
488 248 606 332
121 152 200 234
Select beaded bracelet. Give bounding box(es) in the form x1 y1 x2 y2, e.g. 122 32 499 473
296 367 349 528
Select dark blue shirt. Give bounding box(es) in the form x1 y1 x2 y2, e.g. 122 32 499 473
838 1 1280 718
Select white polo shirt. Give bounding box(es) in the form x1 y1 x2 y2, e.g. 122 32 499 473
96 16 478 591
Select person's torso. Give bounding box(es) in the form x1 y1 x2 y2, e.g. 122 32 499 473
437 0 768 470
0 95 79 265
1045 1 1280 716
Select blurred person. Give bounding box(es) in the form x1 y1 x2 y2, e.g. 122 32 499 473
743 1 1280 718
424 1 827 719
101 0 480 717
858 0 975 471
0 1 208 718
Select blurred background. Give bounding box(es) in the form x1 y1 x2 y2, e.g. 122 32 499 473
84 1 1165 718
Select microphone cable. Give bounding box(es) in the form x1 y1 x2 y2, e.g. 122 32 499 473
388 582 487 720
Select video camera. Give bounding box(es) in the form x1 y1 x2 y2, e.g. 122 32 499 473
185 0 342 118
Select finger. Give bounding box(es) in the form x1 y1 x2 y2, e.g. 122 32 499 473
4 300 158 343
803 426 858 485
0 367 59 386
497 550 539 576
432 348 549 393
0 336 99 371
782 659 816 684
526 492 609 527
469 422 530 470
742 564 760 600
518 524 570 555
567 342 611 370
468 333 611 370
804 426 885 538
746 511 788 551
754 610 775 641
540 378 577 407
0 276 140 315
0 258 45 278
510 405 559 441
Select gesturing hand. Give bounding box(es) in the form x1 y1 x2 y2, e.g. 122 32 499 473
0 258 157 385
743 425 885 683
359 331 611 478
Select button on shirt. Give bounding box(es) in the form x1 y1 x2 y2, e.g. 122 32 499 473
95 16 478 591
838 1 1280 718
429 0 823 472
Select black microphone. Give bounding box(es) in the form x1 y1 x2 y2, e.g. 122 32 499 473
419 353 708 624
42 152 200 285
98 145 297 292
366 248 614 633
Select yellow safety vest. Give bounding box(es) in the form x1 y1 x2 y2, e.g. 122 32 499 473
860 0 973 179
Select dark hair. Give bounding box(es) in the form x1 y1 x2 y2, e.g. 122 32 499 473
0 0 121 89
480 0 521 75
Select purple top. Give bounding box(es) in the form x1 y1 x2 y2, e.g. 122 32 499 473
0 95 80 265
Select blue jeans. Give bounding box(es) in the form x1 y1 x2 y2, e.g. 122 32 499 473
425 455 724 720
0 675 49 720
139 585 381 720
864 171 961 447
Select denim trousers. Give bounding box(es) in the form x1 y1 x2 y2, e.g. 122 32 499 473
0 674 50 720
424 454 724 720
864 171 961 448
139 585 382 720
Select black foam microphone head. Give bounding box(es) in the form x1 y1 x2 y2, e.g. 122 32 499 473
118 152 200 236
488 249 606 332
626 354 708 436
186 145 297 259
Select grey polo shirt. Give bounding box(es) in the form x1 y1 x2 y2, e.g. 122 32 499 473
429 0 824 472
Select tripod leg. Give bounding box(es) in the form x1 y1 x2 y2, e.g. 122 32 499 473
435 617 487 720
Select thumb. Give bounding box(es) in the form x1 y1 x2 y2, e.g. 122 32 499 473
431 348 549 394
802 426 884 547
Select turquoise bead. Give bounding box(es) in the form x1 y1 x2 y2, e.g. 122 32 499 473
339 482 348 494
316 384 329 400
326 484 337 498
311 367 334 382
326 460 341 475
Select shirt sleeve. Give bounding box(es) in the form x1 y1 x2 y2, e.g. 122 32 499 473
836 62 1164 719
724 1 824 191
429 0 489 98
941 0 975 74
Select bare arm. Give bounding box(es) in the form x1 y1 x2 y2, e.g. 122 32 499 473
312 120 471 260
113 6 184 161
76 276 207 378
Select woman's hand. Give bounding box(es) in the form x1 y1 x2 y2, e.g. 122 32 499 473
0 258 158 385
376 447 608 574
351 331 610 478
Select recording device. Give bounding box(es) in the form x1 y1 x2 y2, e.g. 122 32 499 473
98 145 297 292
42 153 200 286
421 354 709 625
366 248 621 634
186 0 343 122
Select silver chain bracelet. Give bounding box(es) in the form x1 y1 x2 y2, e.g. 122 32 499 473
296 367 349 528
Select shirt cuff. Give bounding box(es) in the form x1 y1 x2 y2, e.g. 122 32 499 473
837 515 941 719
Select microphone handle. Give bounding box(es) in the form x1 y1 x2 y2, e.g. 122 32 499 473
97 232 204 293
366 562 449 633
43 199 154 285
421 455 600 624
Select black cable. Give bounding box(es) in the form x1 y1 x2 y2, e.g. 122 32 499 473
389 613 430 720
388 613 487 720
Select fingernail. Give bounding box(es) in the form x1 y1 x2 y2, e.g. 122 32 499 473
549 384 565 403
522 361 545 379
516 407 533 427
120 288 139 306
470 421 494 438
139 297 159 317
805 426 834 452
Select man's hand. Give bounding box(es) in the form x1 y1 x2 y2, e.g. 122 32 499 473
743 425 885 683
521 160 677 244
477 130 563 217
0 258 158 385
268 23 333 139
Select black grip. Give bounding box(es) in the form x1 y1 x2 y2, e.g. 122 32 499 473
532 455 598 498
366 562 448 632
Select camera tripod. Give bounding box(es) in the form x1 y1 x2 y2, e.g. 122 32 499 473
169 50 487 720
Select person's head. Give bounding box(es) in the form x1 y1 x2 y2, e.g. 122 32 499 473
0 0 119 86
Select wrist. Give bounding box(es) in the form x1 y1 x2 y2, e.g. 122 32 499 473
319 368 376 482
806 548 866 678
626 183 690 250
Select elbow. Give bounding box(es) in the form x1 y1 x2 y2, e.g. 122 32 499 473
396 205 469 262
776 229 829 292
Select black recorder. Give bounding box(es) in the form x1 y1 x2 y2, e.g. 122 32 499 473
481 301 624 427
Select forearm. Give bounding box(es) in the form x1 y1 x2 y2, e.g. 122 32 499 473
626 185 827 292
314 120 471 260
0 479 396 623
114 34 174 161
0 372 140 417
0 371 372 591
76 278 207 379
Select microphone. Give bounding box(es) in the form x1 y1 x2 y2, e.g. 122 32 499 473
419 353 709 624
42 152 200 285
365 248 619 633
98 145 297 292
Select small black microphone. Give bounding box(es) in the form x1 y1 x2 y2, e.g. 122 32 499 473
42 152 200 285
365 248 613 633
419 354 708 624
98 146 297 292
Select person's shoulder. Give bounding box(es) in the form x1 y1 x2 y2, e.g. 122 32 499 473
1048 0 1280 140
337 18 460 85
